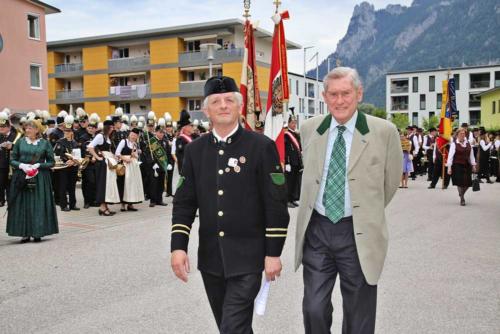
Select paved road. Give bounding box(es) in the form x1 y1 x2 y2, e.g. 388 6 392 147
0 177 499 333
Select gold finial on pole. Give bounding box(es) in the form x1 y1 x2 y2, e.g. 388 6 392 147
336 59 342 67
273 0 282 13
243 0 251 19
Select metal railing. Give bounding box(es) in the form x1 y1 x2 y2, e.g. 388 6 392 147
391 86 409 94
179 81 206 97
108 56 150 71
56 90 84 100
55 63 83 74
469 81 490 89
109 84 150 100
391 104 409 111
179 48 244 67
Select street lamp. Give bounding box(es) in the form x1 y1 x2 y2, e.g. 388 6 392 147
309 51 319 115
200 43 222 77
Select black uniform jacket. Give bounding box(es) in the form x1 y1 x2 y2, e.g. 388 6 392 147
171 126 290 278
54 138 78 162
285 130 303 168
0 128 18 169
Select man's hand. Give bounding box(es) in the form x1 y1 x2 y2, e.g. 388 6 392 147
265 256 282 281
171 250 190 283
447 167 452 175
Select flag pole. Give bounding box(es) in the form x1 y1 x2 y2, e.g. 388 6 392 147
441 69 451 189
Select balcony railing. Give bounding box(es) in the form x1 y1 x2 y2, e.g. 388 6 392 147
179 80 206 97
108 56 150 72
56 90 83 100
469 81 490 89
391 86 409 94
55 63 83 74
391 104 409 111
109 84 150 100
179 48 244 67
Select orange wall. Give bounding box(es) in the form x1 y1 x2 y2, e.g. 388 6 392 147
150 38 183 65
0 0 50 112
83 46 111 71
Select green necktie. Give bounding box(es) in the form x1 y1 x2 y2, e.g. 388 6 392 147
323 125 346 224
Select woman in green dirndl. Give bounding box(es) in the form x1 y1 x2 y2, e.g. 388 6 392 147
6 119 58 242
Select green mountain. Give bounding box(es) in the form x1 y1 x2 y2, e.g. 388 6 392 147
310 0 500 107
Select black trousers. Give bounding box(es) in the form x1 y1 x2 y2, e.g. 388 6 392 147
57 166 78 209
140 161 153 199
302 211 377 334
430 158 450 188
426 150 434 180
150 169 165 204
201 271 261 334
0 168 9 204
166 167 174 196
81 165 96 205
286 166 301 202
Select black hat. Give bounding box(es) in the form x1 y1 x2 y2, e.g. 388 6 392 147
429 127 437 132
155 125 164 132
131 128 141 135
204 76 239 98
112 116 121 123
47 119 56 125
79 115 88 122
56 116 64 125
103 120 114 126
178 109 192 129
461 123 469 128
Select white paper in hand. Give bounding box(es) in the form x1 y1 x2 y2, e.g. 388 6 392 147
254 280 270 316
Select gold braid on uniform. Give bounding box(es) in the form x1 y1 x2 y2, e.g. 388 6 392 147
171 224 191 236
265 227 288 238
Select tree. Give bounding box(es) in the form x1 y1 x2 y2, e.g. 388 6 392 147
390 113 409 130
422 116 440 131
358 103 387 119
372 108 387 120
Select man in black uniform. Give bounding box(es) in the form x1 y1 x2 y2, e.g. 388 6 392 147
284 111 303 208
53 115 80 211
140 117 156 201
49 112 66 147
80 120 98 208
164 120 175 197
423 127 437 181
0 112 18 207
149 126 169 207
171 76 290 333
173 110 193 175
111 115 128 149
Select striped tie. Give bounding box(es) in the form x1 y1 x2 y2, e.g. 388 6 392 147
323 125 346 224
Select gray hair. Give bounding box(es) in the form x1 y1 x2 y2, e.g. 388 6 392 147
323 67 363 91
202 92 243 110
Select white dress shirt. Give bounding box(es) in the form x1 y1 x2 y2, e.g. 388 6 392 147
212 124 239 142
88 133 110 148
314 111 357 218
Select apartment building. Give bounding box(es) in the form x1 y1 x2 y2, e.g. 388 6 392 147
0 0 60 115
479 87 500 128
386 64 500 126
47 19 301 121
288 72 325 126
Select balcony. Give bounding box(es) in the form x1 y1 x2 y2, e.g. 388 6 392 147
391 104 409 111
56 90 83 100
54 63 83 77
390 85 409 94
109 84 150 101
179 81 206 98
179 48 244 67
470 80 490 89
108 56 150 72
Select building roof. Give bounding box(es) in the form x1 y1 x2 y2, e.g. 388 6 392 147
478 86 500 97
288 71 324 82
386 63 500 76
47 18 302 50
28 0 61 14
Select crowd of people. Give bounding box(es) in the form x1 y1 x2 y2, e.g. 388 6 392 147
0 106 209 242
400 124 500 205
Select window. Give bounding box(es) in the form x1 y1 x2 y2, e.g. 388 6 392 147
493 101 496 114
420 94 426 110
436 93 442 109
470 73 490 89
412 77 418 92
469 110 480 125
66 81 71 91
429 111 435 118
299 98 304 113
186 71 195 81
307 83 315 98
429 76 435 92
118 48 129 58
186 41 201 52
30 64 42 89
187 99 201 111
412 112 418 126
0 33 3 53
216 38 223 47
495 71 500 87
320 101 325 114
453 74 460 90
308 99 315 115
27 14 40 39
391 78 409 94
118 77 128 86
391 96 408 111
469 93 481 108
118 103 131 114
296 80 299 95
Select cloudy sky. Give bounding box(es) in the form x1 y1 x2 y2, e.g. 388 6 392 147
46 0 413 73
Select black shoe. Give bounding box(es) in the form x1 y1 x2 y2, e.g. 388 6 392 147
61 207 71 212
84 203 90 209
427 178 432 181
127 205 138 211
120 208 127 212
33 237 42 242
156 202 168 206
428 185 435 189
71 207 80 211
0 202 4 207
21 237 30 243
149 203 155 207
460 198 465 206
91 203 100 207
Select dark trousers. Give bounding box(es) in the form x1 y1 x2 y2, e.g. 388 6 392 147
426 150 434 180
81 165 96 205
140 161 152 199
0 168 9 204
286 166 301 202
166 167 174 196
302 211 377 334
58 166 78 209
150 170 165 204
430 158 450 188
201 271 262 334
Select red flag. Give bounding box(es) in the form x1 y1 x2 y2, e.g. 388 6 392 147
264 11 290 163
240 20 262 130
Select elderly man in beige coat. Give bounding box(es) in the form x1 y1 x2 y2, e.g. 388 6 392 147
295 67 402 334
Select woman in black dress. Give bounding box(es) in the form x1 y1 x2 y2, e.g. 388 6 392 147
446 127 477 206
478 129 493 183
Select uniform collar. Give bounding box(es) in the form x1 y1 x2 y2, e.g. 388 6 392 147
316 110 369 136
211 124 243 146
